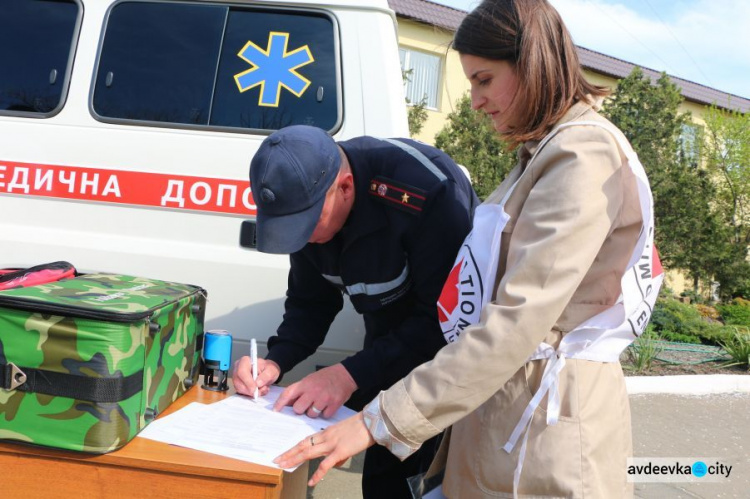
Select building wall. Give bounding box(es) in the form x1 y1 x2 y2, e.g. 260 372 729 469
396 19 469 144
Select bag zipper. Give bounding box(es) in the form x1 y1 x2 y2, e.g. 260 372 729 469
0 288 202 323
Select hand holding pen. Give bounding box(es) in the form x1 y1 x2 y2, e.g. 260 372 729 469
231 341 281 400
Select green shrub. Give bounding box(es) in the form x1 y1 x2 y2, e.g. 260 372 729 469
647 296 750 346
650 297 737 346
680 289 705 304
658 330 701 344
716 300 750 327
651 298 705 338
697 324 737 345
626 329 663 372
651 297 701 326
719 328 750 369
695 304 720 321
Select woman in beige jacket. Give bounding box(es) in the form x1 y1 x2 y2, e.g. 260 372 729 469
276 1 659 497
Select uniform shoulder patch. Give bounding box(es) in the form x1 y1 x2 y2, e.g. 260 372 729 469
368 175 427 215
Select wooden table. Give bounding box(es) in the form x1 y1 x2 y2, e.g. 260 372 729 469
0 384 308 499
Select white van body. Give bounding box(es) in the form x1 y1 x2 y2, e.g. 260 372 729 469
0 0 408 381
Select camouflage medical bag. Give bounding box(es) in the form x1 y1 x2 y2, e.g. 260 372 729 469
0 272 206 453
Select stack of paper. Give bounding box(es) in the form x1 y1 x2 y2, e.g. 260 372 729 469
139 386 355 470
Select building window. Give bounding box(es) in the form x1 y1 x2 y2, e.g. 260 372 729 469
93 1 340 133
399 47 440 109
679 123 702 167
0 0 81 116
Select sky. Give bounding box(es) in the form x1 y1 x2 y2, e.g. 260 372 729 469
430 0 749 99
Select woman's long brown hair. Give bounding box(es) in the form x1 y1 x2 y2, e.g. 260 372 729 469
454 0 609 146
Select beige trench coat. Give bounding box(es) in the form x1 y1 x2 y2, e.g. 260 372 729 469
380 100 642 498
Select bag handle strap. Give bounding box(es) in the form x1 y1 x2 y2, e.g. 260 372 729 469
1 362 143 403
0 261 76 288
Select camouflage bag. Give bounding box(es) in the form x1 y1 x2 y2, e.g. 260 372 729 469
0 273 206 453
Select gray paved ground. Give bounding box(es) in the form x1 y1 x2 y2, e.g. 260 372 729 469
630 393 749 499
307 392 750 498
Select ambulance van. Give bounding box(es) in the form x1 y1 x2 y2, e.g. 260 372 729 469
0 0 409 380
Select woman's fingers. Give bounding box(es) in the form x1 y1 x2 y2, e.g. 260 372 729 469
308 453 340 486
274 412 376 486
275 433 325 468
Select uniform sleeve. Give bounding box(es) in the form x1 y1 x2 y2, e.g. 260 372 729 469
380 126 626 447
341 178 476 395
266 252 344 374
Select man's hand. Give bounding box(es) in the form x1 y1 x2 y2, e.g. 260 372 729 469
232 356 281 398
273 363 357 418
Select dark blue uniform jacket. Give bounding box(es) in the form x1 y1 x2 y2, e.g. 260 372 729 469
266 136 478 409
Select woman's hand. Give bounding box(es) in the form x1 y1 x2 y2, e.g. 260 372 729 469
274 412 375 486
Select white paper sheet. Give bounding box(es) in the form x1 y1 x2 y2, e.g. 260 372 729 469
138 386 356 470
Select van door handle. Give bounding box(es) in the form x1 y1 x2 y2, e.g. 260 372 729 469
239 220 257 249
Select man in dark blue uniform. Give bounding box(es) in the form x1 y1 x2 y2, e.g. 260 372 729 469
234 125 477 498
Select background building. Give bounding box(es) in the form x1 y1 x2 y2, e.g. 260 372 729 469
389 0 750 295
389 0 750 144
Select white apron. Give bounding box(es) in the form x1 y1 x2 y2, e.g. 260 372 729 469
437 121 664 498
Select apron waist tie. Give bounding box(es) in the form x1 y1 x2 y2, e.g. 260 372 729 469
502 342 567 498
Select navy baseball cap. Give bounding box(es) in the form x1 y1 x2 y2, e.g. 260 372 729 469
249 125 341 254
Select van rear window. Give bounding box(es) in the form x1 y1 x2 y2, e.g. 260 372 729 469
93 1 340 133
0 0 80 116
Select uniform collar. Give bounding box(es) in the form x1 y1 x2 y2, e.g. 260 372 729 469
520 96 599 160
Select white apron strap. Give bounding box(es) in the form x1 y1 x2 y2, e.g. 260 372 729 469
502 342 566 498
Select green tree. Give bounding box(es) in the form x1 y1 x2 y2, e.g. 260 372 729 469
434 93 516 199
601 68 689 193
402 69 429 137
407 98 428 137
601 68 721 294
701 105 750 298
702 105 750 246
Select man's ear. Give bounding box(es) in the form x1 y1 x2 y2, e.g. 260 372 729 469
339 171 355 201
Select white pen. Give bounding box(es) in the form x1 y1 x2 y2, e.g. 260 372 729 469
250 338 259 401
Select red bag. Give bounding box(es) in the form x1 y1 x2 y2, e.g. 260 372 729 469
0 261 77 290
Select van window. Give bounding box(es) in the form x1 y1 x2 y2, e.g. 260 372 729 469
93 1 340 133
0 0 80 115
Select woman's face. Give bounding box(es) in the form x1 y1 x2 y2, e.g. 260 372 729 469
460 54 520 133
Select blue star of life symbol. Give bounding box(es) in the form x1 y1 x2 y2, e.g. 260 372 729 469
234 32 314 107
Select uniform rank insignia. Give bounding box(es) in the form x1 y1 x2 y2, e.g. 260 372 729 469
369 176 427 214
